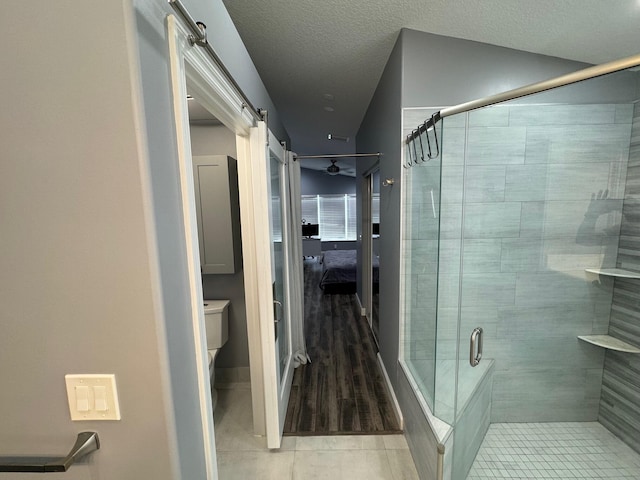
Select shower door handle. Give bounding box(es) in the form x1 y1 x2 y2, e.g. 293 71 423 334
470 327 483 367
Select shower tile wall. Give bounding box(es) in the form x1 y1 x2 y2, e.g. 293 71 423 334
599 101 640 454
437 103 634 422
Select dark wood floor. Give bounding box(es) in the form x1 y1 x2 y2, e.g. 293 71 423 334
283 258 401 435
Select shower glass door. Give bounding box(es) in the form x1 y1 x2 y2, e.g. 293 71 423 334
449 94 632 478
401 108 446 419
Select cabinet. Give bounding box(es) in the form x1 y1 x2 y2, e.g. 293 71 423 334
302 237 322 257
193 155 242 274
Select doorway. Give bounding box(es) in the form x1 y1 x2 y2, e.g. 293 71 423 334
363 168 381 344
283 164 398 435
167 11 299 476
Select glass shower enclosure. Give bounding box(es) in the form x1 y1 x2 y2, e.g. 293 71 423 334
401 63 640 479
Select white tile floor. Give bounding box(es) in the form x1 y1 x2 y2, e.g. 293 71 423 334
467 422 640 479
214 385 419 480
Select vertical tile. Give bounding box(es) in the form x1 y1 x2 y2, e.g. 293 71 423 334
463 203 522 239
525 124 632 164
463 239 502 273
441 127 466 165
467 127 527 165
469 106 509 127
545 163 623 201
464 166 506 202
614 104 634 124
441 165 464 205
514 271 612 308
500 237 544 272
509 104 616 126
461 273 516 307
504 164 550 201
396 369 442 478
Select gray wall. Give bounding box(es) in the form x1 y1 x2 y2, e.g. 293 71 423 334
300 168 356 195
600 102 640 454
356 32 404 378
190 124 250 369
0 2 177 478
135 2 206 477
0 0 287 478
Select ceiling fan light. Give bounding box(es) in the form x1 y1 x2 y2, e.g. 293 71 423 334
327 160 340 175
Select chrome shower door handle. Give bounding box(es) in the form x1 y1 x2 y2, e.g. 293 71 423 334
470 327 483 367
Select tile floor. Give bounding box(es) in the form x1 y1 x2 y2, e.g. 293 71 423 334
214 384 419 479
467 422 640 479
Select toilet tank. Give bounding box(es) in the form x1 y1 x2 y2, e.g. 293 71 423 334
203 300 230 350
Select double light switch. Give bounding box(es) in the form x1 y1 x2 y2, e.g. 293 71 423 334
65 374 121 421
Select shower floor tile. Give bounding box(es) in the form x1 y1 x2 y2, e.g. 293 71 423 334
467 422 640 479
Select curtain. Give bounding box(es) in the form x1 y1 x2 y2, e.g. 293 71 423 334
286 153 310 366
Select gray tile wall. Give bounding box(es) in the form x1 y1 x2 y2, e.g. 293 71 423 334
451 363 493 480
396 365 441 480
448 104 633 423
599 102 640 455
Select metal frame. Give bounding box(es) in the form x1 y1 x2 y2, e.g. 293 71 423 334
406 52 640 149
168 0 263 124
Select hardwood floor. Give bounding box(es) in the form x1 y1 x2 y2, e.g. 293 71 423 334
284 258 401 435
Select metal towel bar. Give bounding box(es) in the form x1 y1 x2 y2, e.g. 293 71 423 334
0 431 99 473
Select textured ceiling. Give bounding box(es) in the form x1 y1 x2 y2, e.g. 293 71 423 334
222 0 640 173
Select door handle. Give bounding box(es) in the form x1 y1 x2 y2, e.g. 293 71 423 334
273 300 283 323
0 431 99 473
469 327 483 367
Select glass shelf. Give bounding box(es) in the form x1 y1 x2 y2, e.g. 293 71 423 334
585 268 640 279
578 335 640 353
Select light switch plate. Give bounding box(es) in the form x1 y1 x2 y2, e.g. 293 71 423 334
65 374 121 421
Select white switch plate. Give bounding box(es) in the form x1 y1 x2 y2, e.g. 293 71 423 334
65 374 121 421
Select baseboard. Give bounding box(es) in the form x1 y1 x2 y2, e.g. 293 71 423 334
377 353 403 429
355 292 366 317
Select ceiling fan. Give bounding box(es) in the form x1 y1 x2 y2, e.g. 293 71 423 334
326 159 340 176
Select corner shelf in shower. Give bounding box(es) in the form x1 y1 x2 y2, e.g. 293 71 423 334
577 335 640 353
584 268 640 279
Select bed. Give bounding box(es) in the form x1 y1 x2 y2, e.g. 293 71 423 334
320 249 379 294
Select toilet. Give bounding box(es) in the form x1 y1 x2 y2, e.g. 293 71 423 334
203 299 230 410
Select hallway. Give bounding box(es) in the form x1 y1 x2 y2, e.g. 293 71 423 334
284 258 401 435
